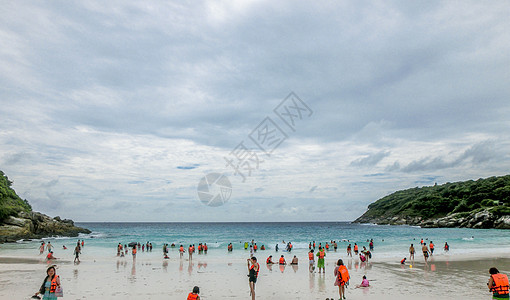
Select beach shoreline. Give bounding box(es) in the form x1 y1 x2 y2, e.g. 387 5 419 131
1 248 508 299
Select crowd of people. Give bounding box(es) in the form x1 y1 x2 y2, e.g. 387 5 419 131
31 237 510 299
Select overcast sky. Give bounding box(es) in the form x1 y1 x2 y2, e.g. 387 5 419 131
1 1 509 222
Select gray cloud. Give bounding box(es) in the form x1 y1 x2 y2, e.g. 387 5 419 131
350 151 390 167
0 1 509 221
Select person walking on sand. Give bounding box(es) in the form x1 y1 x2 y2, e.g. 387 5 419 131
188 245 193 260
409 244 415 261
347 244 352 257
308 249 315 273
316 247 326 273
422 243 430 262
247 256 259 300
487 267 509 299
33 265 61 300
187 286 200 300
334 259 350 300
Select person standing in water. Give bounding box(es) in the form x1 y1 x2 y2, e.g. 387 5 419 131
308 249 315 273
444 242 449 252
422 243 430 262
409 244 415 261
247 257 259 300
316 247 326 273
74 244 81 263
347 244 352 257
429 241 435 255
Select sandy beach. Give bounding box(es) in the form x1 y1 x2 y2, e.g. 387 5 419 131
0 250 507 300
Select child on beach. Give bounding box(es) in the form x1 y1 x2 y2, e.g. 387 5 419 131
334 259 350 299
355 275 370 288
187 286 200 300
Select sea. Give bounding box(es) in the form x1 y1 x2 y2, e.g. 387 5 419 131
2 222 510 259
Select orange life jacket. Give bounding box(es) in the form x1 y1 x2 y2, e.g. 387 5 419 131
189 247 193 253
313 243 316 248
180 246 184 252
319 251 325 259
279 257 285 264
354 245 358 251
430 243 434 249
290 244 293 248
49 275 59 293
308 252 314 260
47 253 53 259
198 245 202 251
250 263 260 278
132 248 137 254
254 245 258 250
266 257 272 263
491 273 510 295
204 245 208 251
337 265 350 284
187 292 198 300
326 244 329 249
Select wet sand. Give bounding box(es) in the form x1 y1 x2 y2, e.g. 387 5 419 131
0 253 508 299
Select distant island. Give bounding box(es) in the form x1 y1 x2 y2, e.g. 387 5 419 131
354 175 510 229
0 170 90 242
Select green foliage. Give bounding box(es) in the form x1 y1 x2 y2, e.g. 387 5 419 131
0 170 32 221
361 175 510 220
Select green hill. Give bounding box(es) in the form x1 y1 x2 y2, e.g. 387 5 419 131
354 175 510 228
0 171 32 221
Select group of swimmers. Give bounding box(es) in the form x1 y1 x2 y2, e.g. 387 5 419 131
405 239 450 263
38 240 84 263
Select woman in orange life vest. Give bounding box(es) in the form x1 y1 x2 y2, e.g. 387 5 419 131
34 265 61 300
198 244 202 252
179 245 185 258
188 245 193 260
334 259 350 300
247 257 260 300
203 243 208 252
187 286 200 300
488 267 510 299
308 249 315 273
279 255 286 265
354 243 359 255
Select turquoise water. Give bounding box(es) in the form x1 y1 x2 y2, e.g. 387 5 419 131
2 222 510 259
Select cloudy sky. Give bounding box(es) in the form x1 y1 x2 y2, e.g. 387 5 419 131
1 1 509 222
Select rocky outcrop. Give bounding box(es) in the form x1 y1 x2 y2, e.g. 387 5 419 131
0 211 91 243
354 209 510 229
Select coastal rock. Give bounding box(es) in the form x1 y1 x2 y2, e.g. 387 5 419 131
0 211 91 243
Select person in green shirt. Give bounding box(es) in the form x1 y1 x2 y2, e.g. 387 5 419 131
316 247 326 273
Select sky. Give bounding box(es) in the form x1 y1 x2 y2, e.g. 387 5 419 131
0 1 509 222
